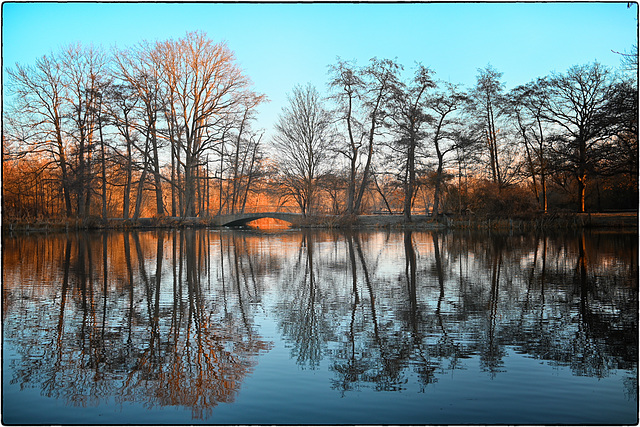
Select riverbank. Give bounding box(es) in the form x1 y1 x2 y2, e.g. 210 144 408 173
446 212 638 231
2 212 637 235
347 212 638 231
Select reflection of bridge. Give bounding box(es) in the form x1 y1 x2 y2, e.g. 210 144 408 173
213 212 305 227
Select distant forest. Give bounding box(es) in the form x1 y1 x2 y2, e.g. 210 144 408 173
3 31 637 221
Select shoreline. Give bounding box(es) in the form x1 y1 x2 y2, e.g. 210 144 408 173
2 212 637 235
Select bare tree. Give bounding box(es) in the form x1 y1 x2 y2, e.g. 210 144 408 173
6 53 74 216
354 58 402 214
328 58 402 215
155 31 256 217
542 62 614 212
600 78 638 180
426 82 467 217
388 64 436 221
113 42 167 217
103 83 141 219
272 84 333 216
327 58 365 214
61 43 110 218
225 93 266 214
613 43 638 76
467 65 506 188
507 79 553 212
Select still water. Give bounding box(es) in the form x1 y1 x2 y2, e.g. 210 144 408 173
2 228 637 424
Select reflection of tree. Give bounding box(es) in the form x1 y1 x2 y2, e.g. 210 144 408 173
329 234 364 392
495 232 637 384
405 231 417 315
3 231 272 419
2 229 637 413
479 235 506 377
325 230 637 394
401 231 436 389
330 232 402 393
329 232 440 394
565 232 626 378
117 230 272 419
278 232 335 369
432 232 464 373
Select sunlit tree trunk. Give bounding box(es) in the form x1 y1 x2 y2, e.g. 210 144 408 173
122 131 133 219
56 130 74 217
99 99 107 220
171 145 177 217
133 143 150 220
151 116 165 217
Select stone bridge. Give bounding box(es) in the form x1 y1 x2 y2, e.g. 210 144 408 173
213 212 305 227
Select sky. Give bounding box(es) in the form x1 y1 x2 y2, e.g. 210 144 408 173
2 1 638 137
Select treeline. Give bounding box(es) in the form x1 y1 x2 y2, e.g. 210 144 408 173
274 55 637 219
3 32 637 221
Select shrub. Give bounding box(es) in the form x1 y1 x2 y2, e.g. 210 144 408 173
468 181 538 216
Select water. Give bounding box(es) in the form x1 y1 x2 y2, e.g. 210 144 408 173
2 228 637 425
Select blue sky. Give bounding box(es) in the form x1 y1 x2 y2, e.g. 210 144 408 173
3 2 638 134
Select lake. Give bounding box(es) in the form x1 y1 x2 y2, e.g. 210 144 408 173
2 228 637 425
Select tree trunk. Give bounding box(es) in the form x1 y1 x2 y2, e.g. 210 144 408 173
578 138 587 212
433 161 443 217
537 119 548 213
354 130 375 214
56 137 73 218
123 150 131 219
404 137 416 222
170 143 176 217
151 131 164 217
133 148 150 220
184 154 196 217
83 136 93 218
488 101 502 188
177 147 184 217
99 113 107 220
77 134 87 218
205 158 210 217
346 96 357 215
540 170 548 212
218 147 225 215
355 87 385 214
372 174 393 214
578 174 586 213
240 144 258 213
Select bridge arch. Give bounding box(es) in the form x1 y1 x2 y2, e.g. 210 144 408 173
217 212 303 227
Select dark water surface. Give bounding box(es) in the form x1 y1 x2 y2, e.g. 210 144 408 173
2 229 637 425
